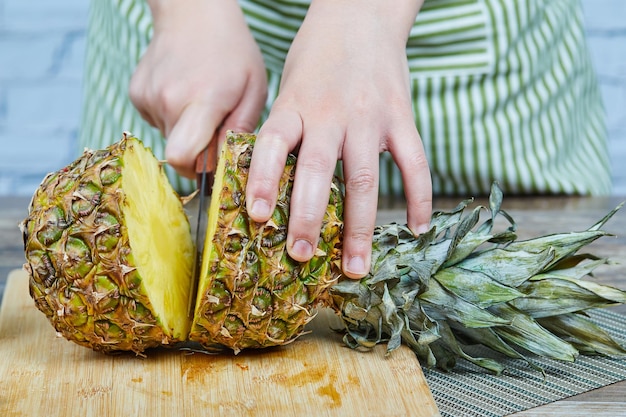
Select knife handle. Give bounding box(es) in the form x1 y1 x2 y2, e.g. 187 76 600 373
195 136 218 196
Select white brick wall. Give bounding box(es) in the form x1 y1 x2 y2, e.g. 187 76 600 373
0 0 88 195
1 0 625 196
581 0 626 195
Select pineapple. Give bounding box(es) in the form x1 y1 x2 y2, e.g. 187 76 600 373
188 133 343 352
21 131 626 374
21 133 194 353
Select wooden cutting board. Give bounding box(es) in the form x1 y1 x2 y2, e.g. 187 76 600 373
0 269 439 417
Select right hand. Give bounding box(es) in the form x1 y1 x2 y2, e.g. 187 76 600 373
129 0 268 178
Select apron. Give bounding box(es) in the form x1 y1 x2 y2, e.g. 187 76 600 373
79 0 611 196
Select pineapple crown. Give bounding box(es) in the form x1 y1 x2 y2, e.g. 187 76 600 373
330 184 626 375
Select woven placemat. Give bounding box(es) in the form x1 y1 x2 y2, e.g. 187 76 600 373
422 309 626 417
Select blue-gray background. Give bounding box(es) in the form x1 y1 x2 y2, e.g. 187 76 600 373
1 0 624 196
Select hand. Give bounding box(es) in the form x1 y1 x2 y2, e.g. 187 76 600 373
129 0 267 178
245 0 432 278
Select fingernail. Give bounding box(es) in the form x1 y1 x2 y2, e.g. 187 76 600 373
291 239 314 260
346 256 367 276
250 199 271 219
415 223 430 235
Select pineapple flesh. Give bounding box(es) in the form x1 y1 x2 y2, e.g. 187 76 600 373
21 133 194 353
21 131 626 375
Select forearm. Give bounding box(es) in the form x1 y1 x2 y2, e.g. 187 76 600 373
146 0 244 31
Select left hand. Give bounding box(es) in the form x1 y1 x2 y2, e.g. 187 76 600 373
245 0 432 278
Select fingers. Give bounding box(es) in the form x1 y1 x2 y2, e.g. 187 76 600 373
340 128 379 278
286 125 340 262
129 65 164 133
249 114 431 282
388 122 432 235
165 72 267 179
247 108 343 264
246 107 302 222
126 7 269 180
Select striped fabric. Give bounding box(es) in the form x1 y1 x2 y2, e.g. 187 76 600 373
79 0 611 197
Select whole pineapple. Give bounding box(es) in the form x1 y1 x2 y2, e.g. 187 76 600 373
21 133 194 353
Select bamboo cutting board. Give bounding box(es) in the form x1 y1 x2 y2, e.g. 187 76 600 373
0 270 439 417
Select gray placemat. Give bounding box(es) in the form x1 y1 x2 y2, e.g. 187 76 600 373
423 309 626 417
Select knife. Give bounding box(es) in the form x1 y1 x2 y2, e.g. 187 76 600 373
188 137 218 317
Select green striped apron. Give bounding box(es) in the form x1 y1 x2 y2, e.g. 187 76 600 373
80 0 611 196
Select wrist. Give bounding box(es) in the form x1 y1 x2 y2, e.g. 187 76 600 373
307 0 424 45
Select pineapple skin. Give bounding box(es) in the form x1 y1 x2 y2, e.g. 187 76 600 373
21 134 191 354
189 132 344 352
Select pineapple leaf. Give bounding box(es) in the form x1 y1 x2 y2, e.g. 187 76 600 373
452 325 545 375
434 321 506 375
443 206 491 267
538 313 626 357
381 283 404 354
490 304 579 362
443 231 494 268
425 239 453 272
420 280 510 328
342 301 368 321
589 201 624 231
457 247 556 287
488 182 503 219
544 255 606 278
505 230 610 269
549 277 626 304
511 277 625 318
448 206 482 253
430 198 472 234
434 267 525 308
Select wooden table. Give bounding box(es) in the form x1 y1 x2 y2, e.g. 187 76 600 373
2 195 626 416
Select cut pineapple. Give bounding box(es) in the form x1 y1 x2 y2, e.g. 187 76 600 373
22 133 193 353
188 132 343 352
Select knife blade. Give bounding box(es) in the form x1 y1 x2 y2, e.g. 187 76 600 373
188 138 218 317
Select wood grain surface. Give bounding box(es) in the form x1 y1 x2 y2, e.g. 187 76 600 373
0 269 440 417
2 195 626 416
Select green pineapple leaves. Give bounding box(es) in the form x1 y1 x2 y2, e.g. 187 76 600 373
330 183 626 374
